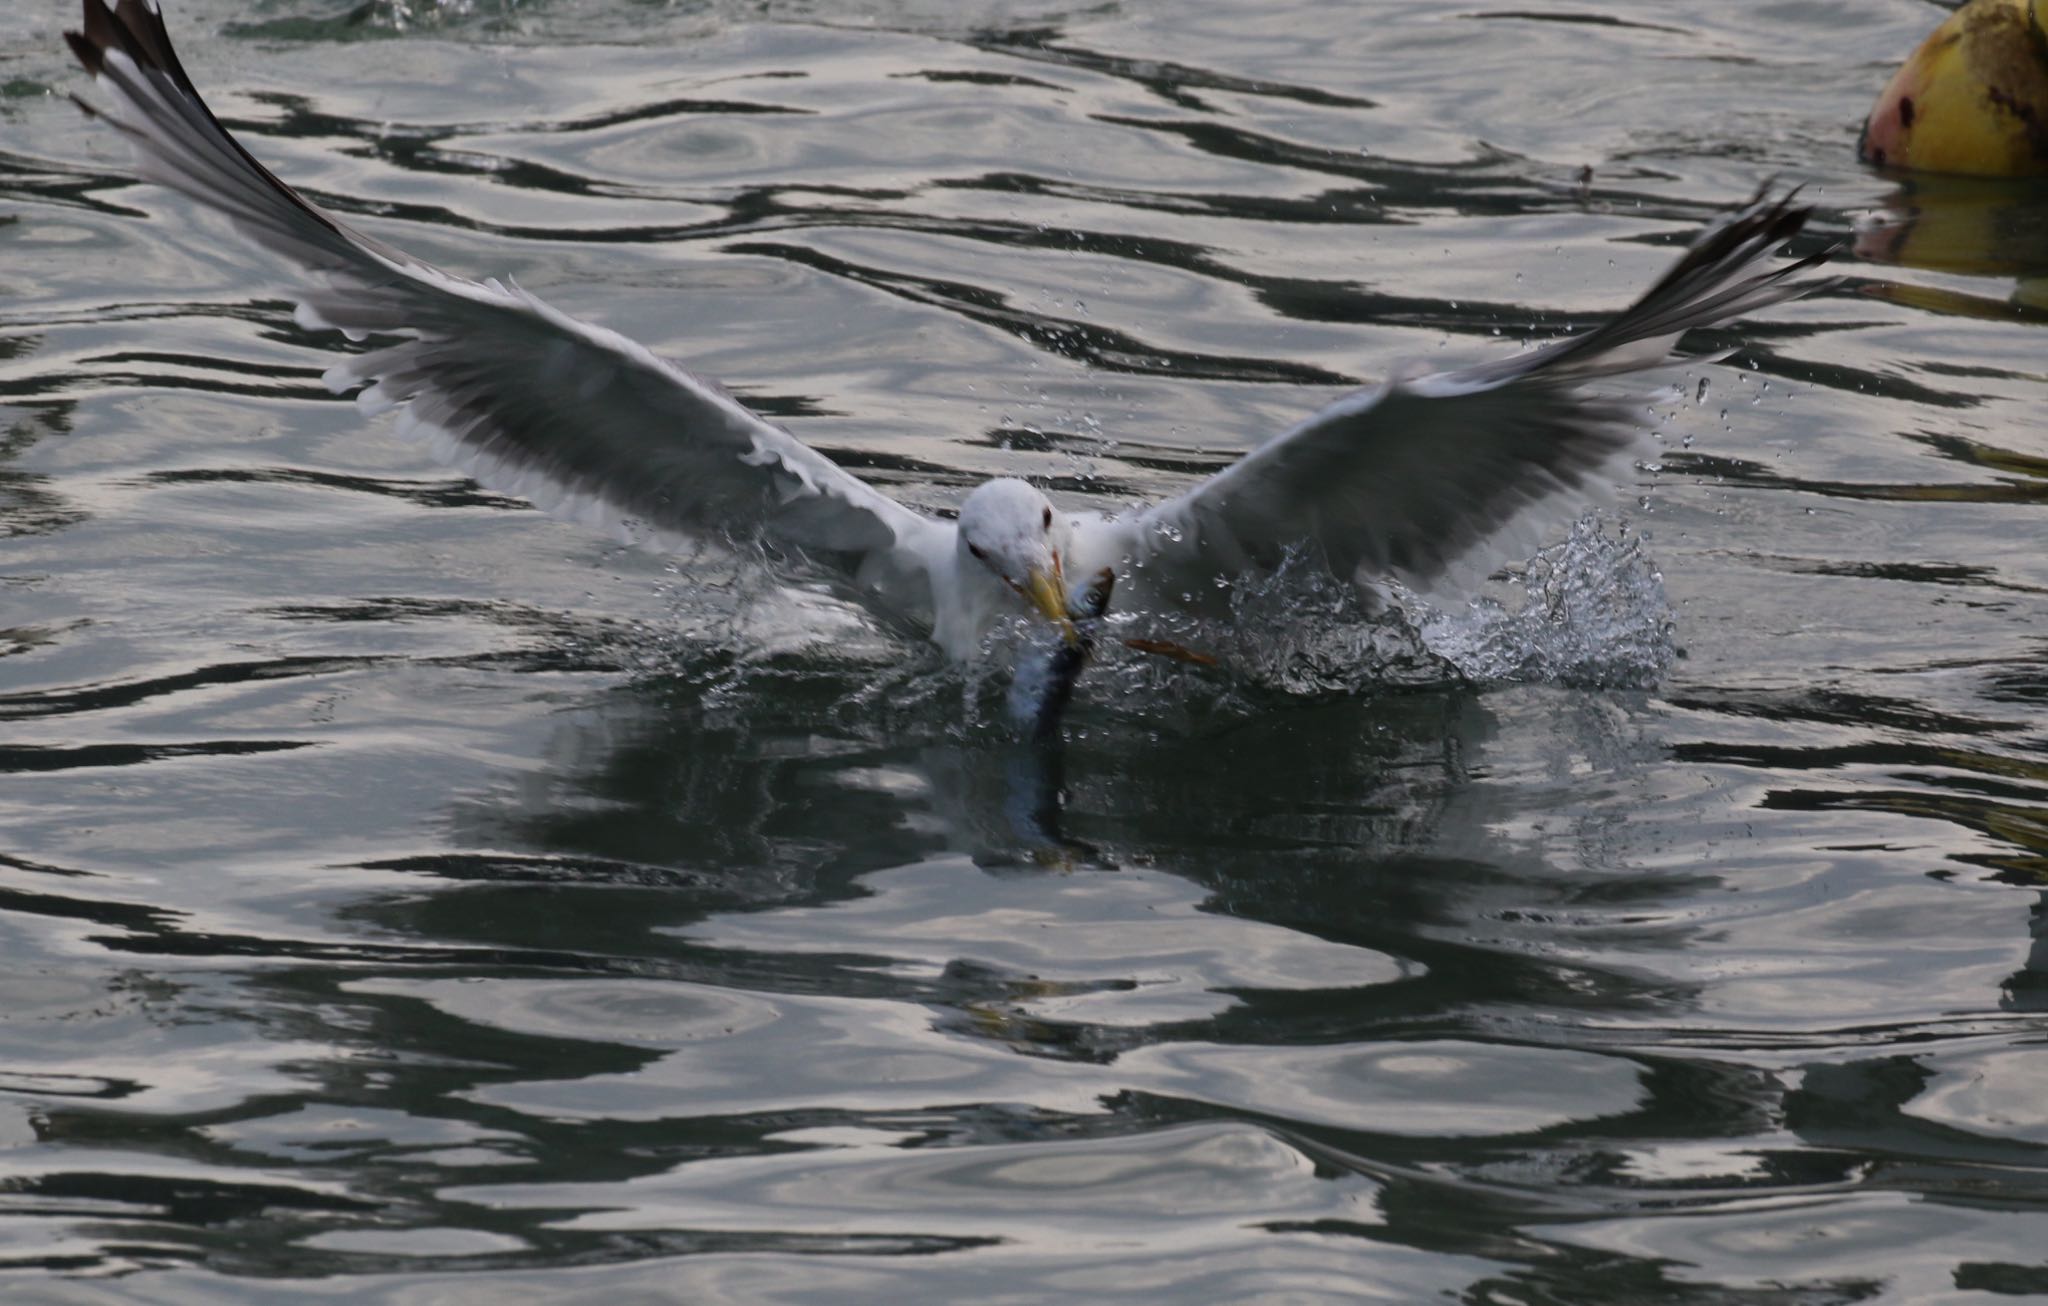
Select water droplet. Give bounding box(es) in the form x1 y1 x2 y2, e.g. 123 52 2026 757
1695 377 1709 404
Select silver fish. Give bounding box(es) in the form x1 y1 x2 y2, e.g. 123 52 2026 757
1010 569 1117 741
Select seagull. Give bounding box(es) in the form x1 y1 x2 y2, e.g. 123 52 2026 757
67 0 1830 667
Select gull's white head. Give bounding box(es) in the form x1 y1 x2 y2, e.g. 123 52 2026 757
957 478 1076 640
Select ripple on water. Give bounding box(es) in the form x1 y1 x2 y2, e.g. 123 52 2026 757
1120 1039 1647 1136
685 853 1408 1025
457 1121 1375 1241
368 972 1117 1122
1903 1046 2048 1146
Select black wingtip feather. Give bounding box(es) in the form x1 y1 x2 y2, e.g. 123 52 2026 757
1511 184 1834 383
67 0 358 250
63 27 104 77
68 0 195 94
1640 184 1815 303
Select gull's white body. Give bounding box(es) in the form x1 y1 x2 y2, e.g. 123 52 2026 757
66 0 1830 665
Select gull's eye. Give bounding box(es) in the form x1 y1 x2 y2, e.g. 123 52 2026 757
967 542 986 561
1041 507 1053 529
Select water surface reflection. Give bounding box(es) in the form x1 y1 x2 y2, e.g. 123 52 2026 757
5 0 2048 1297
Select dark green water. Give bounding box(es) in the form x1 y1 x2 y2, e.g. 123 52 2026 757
4 0 2048 1300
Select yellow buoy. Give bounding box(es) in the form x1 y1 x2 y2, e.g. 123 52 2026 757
1860 0 2048 177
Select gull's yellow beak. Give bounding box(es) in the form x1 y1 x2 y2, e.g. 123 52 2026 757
1024 566 1079 645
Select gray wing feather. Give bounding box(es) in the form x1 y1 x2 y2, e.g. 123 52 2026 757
1121 187 1832 598
67 0 944 618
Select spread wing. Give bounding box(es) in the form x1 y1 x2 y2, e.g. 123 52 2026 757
1110 188 1832 599
66 0 948 621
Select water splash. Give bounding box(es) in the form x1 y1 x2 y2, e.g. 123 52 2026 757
611 514 1673 738
1404 516 1676 690
1062 514 1675 714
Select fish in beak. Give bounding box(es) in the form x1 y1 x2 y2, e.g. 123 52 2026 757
1023 565 1079 645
